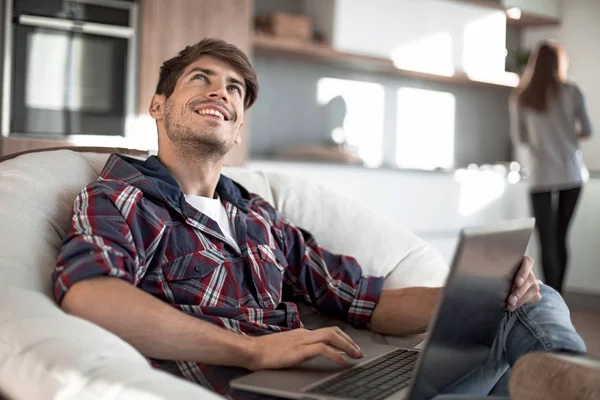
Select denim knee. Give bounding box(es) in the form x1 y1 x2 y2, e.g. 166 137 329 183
520 282 587 353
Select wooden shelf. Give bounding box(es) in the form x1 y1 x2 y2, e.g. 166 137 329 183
252 34 518 89
449 0 561 27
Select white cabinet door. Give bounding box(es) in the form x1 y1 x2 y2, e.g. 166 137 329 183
306 0 508 77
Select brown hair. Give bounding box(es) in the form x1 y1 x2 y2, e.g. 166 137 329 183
515 41 562 112
155 38 258 109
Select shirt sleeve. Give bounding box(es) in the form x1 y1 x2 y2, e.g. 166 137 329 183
509 97 529 145
276 216 384 329
53 181 161 305
574 85 593 138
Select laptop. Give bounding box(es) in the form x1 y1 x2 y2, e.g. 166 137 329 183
231 218 535 400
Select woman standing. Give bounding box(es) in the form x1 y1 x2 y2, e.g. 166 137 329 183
510 40 593 294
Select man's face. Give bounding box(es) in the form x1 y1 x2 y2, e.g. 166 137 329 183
151 55 246 157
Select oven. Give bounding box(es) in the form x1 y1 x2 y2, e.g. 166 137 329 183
2 0 138 138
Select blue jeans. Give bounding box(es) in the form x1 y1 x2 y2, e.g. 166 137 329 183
234 284 585 400
435 283 586 399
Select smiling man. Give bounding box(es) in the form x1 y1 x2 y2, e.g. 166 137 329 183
52 39 590 400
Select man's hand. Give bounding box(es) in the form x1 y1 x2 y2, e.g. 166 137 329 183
507 256 541 312
245 327 363 371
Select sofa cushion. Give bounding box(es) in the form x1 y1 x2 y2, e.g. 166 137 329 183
0 149 448 400
0 290 221 400
251 172 448 288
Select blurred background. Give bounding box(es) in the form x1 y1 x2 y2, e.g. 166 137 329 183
0 0 598 343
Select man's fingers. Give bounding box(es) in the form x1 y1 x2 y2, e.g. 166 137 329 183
517 282 541 308
299 343 349 366
331 327 363 355
331 327 356 347
510 272 535 302
514 256 534 287
310 328 362 359
507 275 540 311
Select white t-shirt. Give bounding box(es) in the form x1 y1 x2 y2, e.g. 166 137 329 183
184 194 238 249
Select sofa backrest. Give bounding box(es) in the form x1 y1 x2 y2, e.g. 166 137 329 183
0 150 448 299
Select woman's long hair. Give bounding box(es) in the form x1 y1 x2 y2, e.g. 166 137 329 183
515 41 563 112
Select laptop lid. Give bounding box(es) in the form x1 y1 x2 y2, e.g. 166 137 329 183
231 218 534 400
407 218 535 400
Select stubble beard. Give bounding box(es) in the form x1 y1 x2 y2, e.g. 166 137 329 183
163 102 233 160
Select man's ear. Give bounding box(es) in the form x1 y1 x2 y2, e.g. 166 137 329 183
234 121 245 145
149 94 166 120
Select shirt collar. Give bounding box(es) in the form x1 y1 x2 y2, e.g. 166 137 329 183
100 154 252 213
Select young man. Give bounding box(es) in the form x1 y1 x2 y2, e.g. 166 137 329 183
53 39 590 400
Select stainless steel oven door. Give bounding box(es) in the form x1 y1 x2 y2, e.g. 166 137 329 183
4 1 137 137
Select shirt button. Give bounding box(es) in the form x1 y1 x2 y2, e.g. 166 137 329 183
262 301 269 308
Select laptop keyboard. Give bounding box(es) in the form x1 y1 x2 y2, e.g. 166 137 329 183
306 348 419 399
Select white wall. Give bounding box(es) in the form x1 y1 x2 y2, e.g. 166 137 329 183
567 179 600 292
249 160 600 295
330 0 507 77
523 0 600 170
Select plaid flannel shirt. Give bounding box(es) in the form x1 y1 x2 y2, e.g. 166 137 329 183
53 154 384 399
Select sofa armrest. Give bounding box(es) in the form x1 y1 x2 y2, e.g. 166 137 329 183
0 287 222 400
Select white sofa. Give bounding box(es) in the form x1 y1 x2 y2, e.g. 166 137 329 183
0 150 449 400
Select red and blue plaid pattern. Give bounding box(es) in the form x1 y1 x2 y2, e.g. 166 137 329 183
53 154 384 398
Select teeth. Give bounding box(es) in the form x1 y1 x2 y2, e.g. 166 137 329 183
197 108 225 120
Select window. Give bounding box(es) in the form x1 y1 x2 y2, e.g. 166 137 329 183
396 88 455 170
317 78 385 167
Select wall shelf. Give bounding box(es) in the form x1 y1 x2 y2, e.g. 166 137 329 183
449 0 561 27
252 34 518 89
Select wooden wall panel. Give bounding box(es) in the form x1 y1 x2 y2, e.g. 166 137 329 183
138 0 254 166
1 137 71 157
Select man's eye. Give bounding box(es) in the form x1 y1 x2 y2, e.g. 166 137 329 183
193 74 207 82
228 85 241 94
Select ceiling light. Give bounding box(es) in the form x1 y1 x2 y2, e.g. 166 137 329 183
506 7 522 20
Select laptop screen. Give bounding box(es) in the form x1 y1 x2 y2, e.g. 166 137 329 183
408 219 534 400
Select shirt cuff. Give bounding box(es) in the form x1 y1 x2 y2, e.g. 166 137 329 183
346 275 385 328
53 261 130 305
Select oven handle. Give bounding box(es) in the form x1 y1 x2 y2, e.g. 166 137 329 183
17 15 134 39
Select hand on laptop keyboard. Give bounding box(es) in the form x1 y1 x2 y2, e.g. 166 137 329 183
245 327 364 371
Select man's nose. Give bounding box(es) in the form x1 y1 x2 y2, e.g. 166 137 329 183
207 84 228 102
